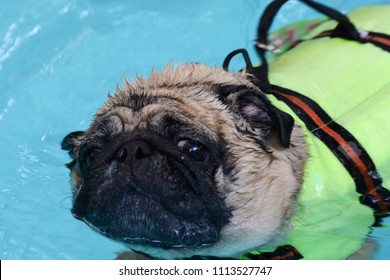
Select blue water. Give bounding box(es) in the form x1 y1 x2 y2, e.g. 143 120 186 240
1 0 389 259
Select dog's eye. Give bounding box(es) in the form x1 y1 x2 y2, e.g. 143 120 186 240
85 150 97 167
177 140 207 161
79 147 100 169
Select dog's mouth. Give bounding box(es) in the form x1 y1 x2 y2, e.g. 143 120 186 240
70 132 230 250
71 192 221 249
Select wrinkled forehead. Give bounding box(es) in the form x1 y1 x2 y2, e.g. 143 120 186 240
85 85 237 144
83 63 261 145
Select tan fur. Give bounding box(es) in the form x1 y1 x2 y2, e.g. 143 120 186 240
70 64 308 259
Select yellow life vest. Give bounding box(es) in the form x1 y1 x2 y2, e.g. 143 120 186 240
224 1 390 260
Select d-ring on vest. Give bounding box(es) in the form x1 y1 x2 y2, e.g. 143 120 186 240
223 0 390 260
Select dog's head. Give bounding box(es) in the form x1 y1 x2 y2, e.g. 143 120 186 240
62 64 307 259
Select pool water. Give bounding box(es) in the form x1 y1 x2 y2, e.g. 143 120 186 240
1 0 389 259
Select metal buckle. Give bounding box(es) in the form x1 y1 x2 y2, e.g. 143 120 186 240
358 29 369 39
254 41 281 53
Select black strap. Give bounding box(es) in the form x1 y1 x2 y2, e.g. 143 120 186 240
255 0 363 88
222 1 390 217
220 0 390 261
243 245 303 260
222 48 254 74
267 84 390 216
257 0 360 46
363 31 390 52
254 1 390 217
190 245 303 260
292 29 390 53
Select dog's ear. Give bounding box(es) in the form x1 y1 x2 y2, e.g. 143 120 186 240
237 92 294 148
61 131 85 158
270 106 295 148
218 85 294 148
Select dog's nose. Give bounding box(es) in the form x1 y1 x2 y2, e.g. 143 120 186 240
115 141 155 164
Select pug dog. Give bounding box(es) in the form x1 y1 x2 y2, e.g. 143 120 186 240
61 63 308 259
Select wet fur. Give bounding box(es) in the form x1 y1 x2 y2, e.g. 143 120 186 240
63 64 308 259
